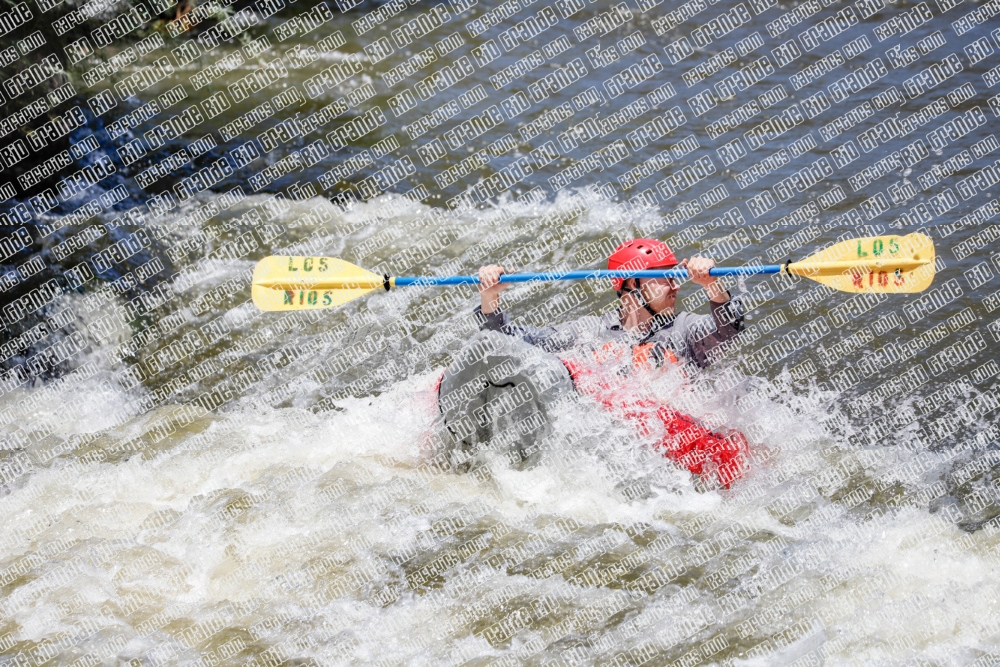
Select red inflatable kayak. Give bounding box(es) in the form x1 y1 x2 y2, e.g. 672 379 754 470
560 359 749 489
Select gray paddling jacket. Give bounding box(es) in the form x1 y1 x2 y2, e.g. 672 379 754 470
472 291 746 369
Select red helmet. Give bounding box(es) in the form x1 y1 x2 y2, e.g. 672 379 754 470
607 238 678 291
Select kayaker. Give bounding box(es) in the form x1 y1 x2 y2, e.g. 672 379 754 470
474 239 745 367
434 238 751 487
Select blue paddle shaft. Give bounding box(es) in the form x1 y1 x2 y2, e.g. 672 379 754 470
393 266 783 286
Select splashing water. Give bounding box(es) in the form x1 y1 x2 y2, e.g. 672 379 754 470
2 191 1000 666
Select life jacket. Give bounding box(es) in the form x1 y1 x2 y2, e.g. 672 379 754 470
591 340 679 372
561 341 749 489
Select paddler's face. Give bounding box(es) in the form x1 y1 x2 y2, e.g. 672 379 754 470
642 277 679 314
622 277 680 316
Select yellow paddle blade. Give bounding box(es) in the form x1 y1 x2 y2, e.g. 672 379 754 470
251 256 386 312
789 233 935 294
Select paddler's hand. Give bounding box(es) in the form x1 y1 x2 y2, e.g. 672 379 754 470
478 265 510 314
682 257 729 303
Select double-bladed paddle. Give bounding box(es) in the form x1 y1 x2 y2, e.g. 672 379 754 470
250 233 936 312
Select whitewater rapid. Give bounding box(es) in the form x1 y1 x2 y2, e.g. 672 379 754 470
2 193 999 665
